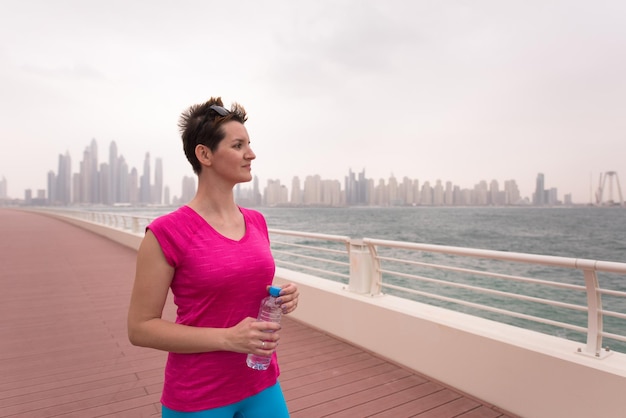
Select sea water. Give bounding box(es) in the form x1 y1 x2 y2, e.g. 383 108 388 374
258 206 626 262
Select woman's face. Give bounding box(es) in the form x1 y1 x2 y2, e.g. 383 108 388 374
209 120 256 184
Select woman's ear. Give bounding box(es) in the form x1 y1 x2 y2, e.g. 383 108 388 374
195 144 212 166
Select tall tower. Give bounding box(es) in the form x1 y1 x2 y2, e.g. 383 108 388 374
357 169 368 205
118 156 129 203
504 180 521 205
79 147 93 204
534 173 545 206
89 138 99 204
253 175 262 205
140 153 151 204
56 151 72 205
290 176 302 205
181 175 196 203
444 181 453 206
0 176 7 199
154 157 163 205
109 141 119 203
388 175 399 205
421 181 433 205
303 175 322 205
99 162 111 205
474 180 488 206
345 169 357 205
129 167 139 204
433 179 444 206
47 170 56 204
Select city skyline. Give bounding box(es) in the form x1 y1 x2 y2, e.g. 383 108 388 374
3 135 619 205
0 137 584 207
1 1 625 204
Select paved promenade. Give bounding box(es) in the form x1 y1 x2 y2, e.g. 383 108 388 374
0 208 514 417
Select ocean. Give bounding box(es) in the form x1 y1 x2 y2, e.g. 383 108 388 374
256 206 626 263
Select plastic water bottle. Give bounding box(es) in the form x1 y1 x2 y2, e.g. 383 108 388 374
246 286 283 370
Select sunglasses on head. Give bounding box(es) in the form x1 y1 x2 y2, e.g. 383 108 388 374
209 104 230 116
197 104 230 136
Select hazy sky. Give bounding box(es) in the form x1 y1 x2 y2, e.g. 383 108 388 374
1 0 625 203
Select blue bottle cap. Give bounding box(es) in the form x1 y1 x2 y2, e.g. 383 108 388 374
269 286 282 297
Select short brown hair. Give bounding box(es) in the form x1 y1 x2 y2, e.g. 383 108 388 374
179 97 248 174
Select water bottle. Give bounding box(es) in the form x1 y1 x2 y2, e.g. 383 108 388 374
246 286 283 370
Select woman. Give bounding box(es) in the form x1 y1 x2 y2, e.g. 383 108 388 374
128 97 299 417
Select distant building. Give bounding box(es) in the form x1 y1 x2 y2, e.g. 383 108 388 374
290 176 302 205
0 176 7 199
181 176 196 203
534 173 545 205
264 179 289 206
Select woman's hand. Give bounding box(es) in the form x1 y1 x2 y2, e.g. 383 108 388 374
225 317 281 355
226 284 299 356
275 283 299 314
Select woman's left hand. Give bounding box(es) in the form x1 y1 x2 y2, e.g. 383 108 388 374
276 283 299 314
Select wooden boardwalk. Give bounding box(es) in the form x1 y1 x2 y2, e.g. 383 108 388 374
0 208 515 417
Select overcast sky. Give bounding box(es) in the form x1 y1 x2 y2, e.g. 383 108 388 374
1 0 625 203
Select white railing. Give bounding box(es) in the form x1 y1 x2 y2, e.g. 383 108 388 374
269 228 351 283
268 229 626 357
42 208 153 234
35 208 626 357
365 239 626 357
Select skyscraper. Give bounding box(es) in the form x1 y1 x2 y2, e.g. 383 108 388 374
345 168 368 205
181 175 196 203
118 155 130 203
55 151 72 205
290 176 302 205
140 152 151 204
303 175 322 205
99 162 111 205
504 180 521 205
0 176 7 199
534 173 545 205
129 167 139 204
433 180 444 205
47 170 56 204
79 146 93 203
421 181 433 205
89 139 99 204
154 157 163 205
109 141 119 204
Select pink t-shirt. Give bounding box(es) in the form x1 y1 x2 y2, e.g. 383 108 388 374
147 205 279 412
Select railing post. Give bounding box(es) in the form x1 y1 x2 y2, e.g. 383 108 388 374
582 269 606 357
132 217 140 234
348 239 380 296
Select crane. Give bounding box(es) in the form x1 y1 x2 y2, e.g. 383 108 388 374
595 171 624 207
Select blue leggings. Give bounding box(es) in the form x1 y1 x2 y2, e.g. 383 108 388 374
162 382 289 418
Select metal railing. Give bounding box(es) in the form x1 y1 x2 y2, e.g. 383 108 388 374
362 239 626 357
36 208 626 357
268 228 626 357
269 228 351 283
43 208 153 234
